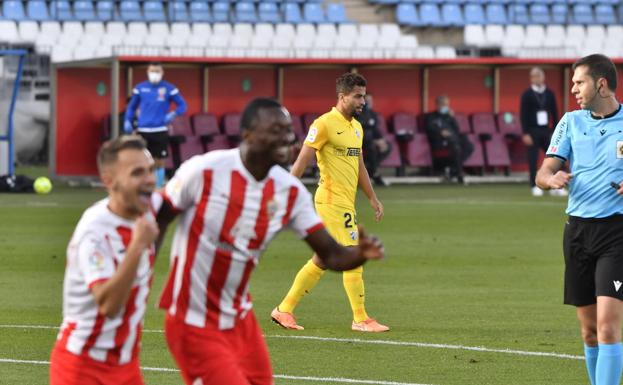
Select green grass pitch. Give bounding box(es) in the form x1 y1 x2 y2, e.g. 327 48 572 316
0 181 589 384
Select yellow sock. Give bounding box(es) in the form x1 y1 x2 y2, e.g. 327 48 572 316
278 259 325 314
343 266 369 323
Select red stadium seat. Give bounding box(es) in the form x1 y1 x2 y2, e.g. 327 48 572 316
179 136 205 162
496 112 522 137
192 113 221 138
170 115 194 137
376 113 390 136
206 134 231 152
303 112 321 131
463 133 485 173
290 114 306 140
406 133 433 168
380 136 403 171
391 112 417 136
222 113 241 143
483 133 511 172
470 112 497 135
453 112 472 134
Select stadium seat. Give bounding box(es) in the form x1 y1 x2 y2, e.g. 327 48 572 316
571 4 594 24
302 113 321 131
128 22 148 37
326 3 349 23
462 134 485 170
543 25 566 48
73 44 96 60
380 137 403 170
283 3 303 24
396 3 418 26
585 25 605 48
223 113 241 140
435 45 455 59
189 2 212 23
0 21 20 43
551 4 568 24
119 1 142 22
485 4 507 25
192 113 221 140
523 25 545 48
508 4 529 25
234 2 257 23
255 23 275 38
595 4 615 25
565 24 585 49
3 1 26 21
529 4 550 24
149 22 169 37
179 136 206 162
50 1 74 21
392 112 417 136
73 1 96 21
453 113 472 134
441 4 463 27
258 3 281 23
376 114 390 136
27 1 50 22
170 116 194 137
483 134 511 171
496 112 522 137
214 22 233 37
40 21 62 40
143 1 166 22
464 24 486 46
395 35 418 59
419 3 443 27
205 135 231 152
484 24 504 46
168 1 190 22
212 2 231 23
406 134 433 168
96 1 114 21
303 3 325 23
51 45 73 62
471 113 497 136
18 21 39 43
464 4 486 25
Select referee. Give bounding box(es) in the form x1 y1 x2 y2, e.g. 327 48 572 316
536 54 623 385
124 62 187 187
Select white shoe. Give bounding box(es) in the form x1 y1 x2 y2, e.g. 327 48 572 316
531 186 544 197
550 188 568 197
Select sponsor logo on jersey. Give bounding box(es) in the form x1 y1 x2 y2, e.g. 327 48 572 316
549 146 558 154
614 280 622 292
617 141 623 159
306 126 318 143
158 87 166 101
266 199 278 219
333 147 361 157
89 250 106 271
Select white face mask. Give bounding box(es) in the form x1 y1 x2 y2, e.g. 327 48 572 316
148 71 162 84
439 106 450 114
531 84 546 93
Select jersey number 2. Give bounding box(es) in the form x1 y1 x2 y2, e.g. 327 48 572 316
344 213 353 228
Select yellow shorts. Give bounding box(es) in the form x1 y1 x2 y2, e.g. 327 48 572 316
315 203 358 246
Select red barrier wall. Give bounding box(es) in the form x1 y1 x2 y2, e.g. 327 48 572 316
428 68 494 114
282 67 349 115
208 66 277 116
359 67 422 117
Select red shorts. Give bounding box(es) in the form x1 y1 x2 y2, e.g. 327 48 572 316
49 344 144 385
165 311 273 385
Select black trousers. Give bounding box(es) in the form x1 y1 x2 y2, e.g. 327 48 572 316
363 140 392 177
431 134 473 176
526 128 551 187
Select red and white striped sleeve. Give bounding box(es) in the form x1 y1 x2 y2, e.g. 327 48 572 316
286 183 324 238
75 232 116 290
163 156 204 212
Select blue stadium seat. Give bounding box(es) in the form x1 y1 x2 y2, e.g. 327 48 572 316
551 3 568 24
189 1 211 23
595 4 616 24
369 0 400 4
419 3 443 27
464 4 486 24
508 4 529 24
396 3 419 26
212 2 230 23
326 3 349 23
234 2 257 23
143 1 165 22
441 4 463 26
119 1 142 21
2 1 26 21
303 3 325 23
618 4 623 24
73 1 96 21
258 2 281 23
168 1 191 22
283 3 303 24
485 4 507 24
27 1 50 21
50 1 74 21
96 1 114 21
529 4 550 24
571 4 594 24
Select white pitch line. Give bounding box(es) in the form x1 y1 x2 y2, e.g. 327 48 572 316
0 324 583 361
0 358 431 385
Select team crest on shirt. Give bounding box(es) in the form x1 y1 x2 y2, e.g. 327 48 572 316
89 250 106 271
306 127 318 143
266 199 278 219
355 129 361 139
158 87 166 101
617 141 623 159
350 231 358 241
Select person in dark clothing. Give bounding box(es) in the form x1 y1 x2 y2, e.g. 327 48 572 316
520 66 565 197
424 95 473 184
357 94 392 186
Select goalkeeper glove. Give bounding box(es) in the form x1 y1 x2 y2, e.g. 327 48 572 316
165 112 177 124
123 120 133 135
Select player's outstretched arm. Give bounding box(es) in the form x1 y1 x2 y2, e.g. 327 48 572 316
536 157 572 190
91 215 159 317
290 145 316 179
305 226 384 271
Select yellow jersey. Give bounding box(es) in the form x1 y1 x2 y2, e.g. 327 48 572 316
304 107 363 209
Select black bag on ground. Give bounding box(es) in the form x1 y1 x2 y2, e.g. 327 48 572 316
0 174 35 193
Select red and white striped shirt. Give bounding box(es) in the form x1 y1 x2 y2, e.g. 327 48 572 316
159 148 323 330
55 198 156 365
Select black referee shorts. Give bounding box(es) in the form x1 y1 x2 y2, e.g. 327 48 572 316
564 214 623 306
138 131 169 159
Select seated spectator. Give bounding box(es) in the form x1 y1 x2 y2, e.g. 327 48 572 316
357 94 392 186
424 95 473 184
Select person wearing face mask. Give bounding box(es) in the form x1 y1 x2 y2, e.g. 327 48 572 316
520 67 561 197
536 54 623 385
424 95 473 184
124 62 187 188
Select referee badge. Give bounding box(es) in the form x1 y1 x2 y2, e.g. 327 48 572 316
617 141 623 159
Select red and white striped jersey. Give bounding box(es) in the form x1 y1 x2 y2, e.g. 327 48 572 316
55 198 157 365
159 148 323 330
